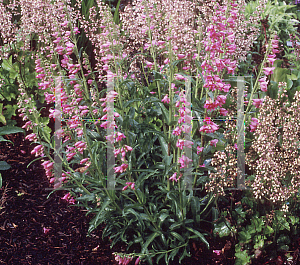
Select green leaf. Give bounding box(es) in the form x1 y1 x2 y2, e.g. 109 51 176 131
287 78 293 89
287 74 297 80
0 126 25 136
124 207 145 231
88 198 111 234
168 247 179 262
0 135 12 144
158 102 170 125
113 0 121 24
141 232 160 254
0 173 2 188
87 129 101 140
0 114 6 125
185 227 209 249
158 135 168 158
0 161 11 171
75 193 96 202
239 230 252 243
213 220 232 238
170 231 185 243
235 248 251 265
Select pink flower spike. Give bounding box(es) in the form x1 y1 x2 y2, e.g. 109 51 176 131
210 139 218 147
150 91 156 94
199 164 205 167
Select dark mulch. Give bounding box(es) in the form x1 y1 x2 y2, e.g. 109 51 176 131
0 116 118 264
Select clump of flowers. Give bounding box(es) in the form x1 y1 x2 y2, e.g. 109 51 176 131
120 0 198 76
246 89 300 203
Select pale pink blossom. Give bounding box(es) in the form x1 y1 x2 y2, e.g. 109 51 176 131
263 67 275 76
169 172 178 182
249 117 259 132
177 54 185 59
219 108 228 116
252 98 264 108
162 94 170 104
176 139 185 150
114 163 128 173
178 155 193 169
210 139 219 147
197 146 204 154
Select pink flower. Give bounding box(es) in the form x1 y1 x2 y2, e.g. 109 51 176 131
259 76 269 92
122 182 135 191
252 98 264 108
177 54 186 59
169 172 178 182
106 133 114 144
178 155 193 169
210 139 218 147
172 127 182 136
185 140 194 148
115 132 126 142
216 95 227 106
80 158 89 164
213 250 222 256
114 163 128 173
181 124 192 134
249 117 259 132
263 67 275 76
197 146 204 154
124 145 133 152
145 61 154 68
43 227 51 235
176 139 185 150
219 108 228 116
204 99 218 111
175 74 186 80
135 257 140 265
199 123 219 134
162 94 170 104
267 56 276 65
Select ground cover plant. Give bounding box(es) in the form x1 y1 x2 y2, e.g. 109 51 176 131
1 0 300 264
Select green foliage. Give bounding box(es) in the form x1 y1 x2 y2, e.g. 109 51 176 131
0 43 44 125
216 192 300 265
0 125 25 175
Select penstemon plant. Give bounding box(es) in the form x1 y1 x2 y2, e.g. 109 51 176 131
8 0 300 264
